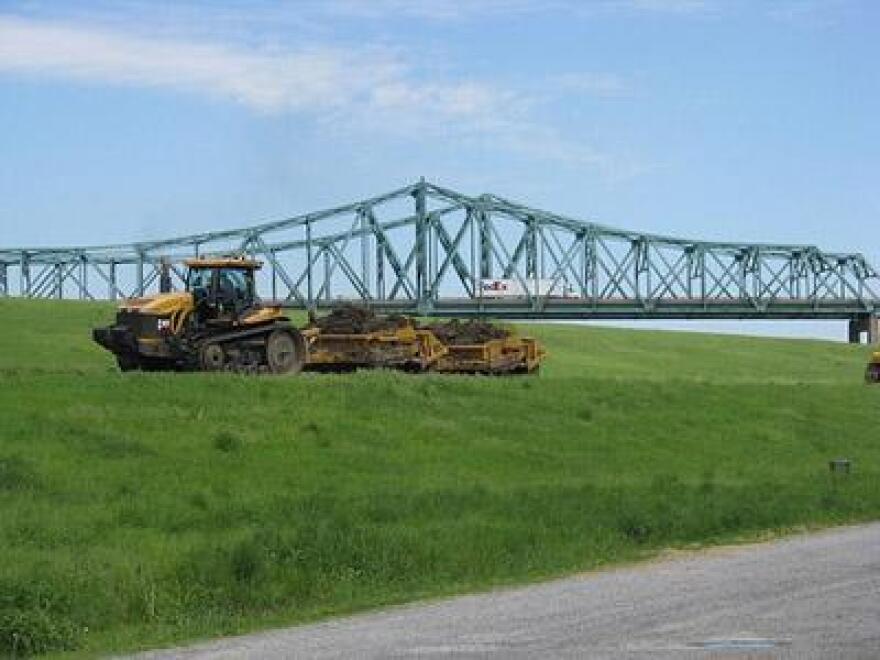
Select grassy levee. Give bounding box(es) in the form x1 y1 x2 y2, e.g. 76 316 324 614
0 298 878 657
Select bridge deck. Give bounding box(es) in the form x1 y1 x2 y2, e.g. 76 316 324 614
294 297 875 320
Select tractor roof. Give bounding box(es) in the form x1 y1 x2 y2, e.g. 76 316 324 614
184 256 262 270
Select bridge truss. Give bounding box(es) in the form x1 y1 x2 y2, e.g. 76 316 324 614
1 180 878 341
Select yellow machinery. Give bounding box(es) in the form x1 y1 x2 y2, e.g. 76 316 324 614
303 320 447 372
93 257 305 373
424 319 543 374
867 351 880 383
302 308 542 374
434 336 543 374
93 259 545 375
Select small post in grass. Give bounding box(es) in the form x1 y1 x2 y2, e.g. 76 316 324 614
828 458 851 475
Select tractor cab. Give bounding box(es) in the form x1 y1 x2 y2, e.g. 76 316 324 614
185 257 260 325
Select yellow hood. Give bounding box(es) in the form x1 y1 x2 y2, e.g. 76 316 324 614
119 292 194 316
240 305 285 325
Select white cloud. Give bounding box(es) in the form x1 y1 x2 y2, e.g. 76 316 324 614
0 15 525 134
10 0 718 36
0 15 403 113
0 14 630 171
0 14 532 125
312 0 560 21
311 0 715 21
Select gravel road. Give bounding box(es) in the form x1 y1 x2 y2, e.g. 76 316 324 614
134 523 880 659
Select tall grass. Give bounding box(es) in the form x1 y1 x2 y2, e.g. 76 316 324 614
0 298 877 657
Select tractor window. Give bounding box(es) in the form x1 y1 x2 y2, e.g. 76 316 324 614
219 269 248 297
187 268 214 292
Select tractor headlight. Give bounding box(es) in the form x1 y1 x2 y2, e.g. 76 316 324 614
157 317 172 333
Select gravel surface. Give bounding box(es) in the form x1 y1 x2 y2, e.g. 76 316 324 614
132 523 880 659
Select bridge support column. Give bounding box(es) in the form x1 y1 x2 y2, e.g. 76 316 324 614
159 257 172 293
109 261 117 300
414 178 428 307
848 317 860 344
848 314 879 344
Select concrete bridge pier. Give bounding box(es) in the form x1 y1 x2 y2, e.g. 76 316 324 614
848 314 879 344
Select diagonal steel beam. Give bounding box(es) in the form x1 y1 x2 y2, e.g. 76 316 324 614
251 235 307 305
368 207 416 300
432 216 474 298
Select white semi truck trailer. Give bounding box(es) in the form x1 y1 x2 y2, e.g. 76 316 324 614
479 278 577 298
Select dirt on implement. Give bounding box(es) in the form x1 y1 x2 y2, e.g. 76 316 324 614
422 319 511 345
302 308 541 374
310 306 410 334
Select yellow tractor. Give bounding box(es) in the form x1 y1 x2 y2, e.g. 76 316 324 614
93 257 546 375
867 351 880 383
93 257 305 373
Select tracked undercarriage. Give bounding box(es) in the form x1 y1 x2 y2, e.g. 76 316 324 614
94 317 306 374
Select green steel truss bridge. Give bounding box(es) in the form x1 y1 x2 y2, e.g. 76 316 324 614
2 180 878 342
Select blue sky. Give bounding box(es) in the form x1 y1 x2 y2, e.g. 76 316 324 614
1 0 878 338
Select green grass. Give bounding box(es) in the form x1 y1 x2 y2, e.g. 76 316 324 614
0 298 878 657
